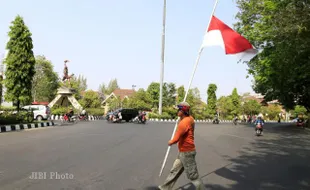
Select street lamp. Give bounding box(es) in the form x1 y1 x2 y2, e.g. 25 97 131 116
132 85 136 90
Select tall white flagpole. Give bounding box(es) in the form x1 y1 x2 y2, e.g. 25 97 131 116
159 0 220 177
159 0 167 115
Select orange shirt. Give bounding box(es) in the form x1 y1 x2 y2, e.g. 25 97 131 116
170 116 196 152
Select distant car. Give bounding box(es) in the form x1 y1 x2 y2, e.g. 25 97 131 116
22 105 51 121
114 108 139 122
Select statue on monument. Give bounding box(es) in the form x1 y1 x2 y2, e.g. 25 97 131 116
62 60 74 87
48 59 82 111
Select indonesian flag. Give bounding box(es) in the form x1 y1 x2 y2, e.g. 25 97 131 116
201 16 258 63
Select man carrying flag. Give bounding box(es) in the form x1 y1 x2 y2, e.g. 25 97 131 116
158 102 205 190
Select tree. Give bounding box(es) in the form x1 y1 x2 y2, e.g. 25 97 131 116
177 86 185 103
98 83 106 94
147 82 160 108
235 0 310 111
106 79 119 94
184 88 205 119
0 75 2 106
106 96 121 111
4 15 36 110
32 55 59 102
79 90 101 108
206 84 217 117
230 88 241 116
98 79 119 95
163 83 177 107
264 104 282 120
122 97 129 108
127 88 152 110
68 75 87 100
292 105 307 117
217 96 234 119
242 100 262 116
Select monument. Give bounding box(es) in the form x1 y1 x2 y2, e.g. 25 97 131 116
48 60 82 111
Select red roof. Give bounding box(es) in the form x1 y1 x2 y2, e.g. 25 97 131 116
32 102 49 106
112 89 135 100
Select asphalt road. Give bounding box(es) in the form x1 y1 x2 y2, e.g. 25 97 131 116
0 120 309 190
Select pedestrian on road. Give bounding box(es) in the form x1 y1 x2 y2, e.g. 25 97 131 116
158 102 205 190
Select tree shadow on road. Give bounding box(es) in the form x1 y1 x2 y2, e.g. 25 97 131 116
176 124 310 190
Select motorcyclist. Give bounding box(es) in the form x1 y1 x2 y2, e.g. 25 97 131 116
138 111 146 122
297 115 305 127
254 115 265 133
66 108 74 121
117 111 122 122
213 114 219 124
80 108 86 116
233 115 238 125
80 108 87 120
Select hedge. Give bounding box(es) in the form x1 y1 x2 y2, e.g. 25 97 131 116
0 110 34 125
0 106 17 111
51 107 104 116
148 112 175 120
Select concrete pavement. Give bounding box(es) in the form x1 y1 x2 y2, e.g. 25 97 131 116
0 120 309 190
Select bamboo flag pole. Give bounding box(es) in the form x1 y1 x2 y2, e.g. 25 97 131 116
159 0 220 177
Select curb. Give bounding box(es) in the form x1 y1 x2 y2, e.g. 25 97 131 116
50 115 104 121
0 121 56 133
148 118 295 124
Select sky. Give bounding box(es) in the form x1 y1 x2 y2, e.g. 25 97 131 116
0 0 255 101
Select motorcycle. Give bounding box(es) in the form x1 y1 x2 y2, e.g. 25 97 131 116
61 114 78 124
133 114 147 124
213 118 219 124
78 115 88 121
233 118 238 125
109 114 122 123
255 123 263 136
296 119 305 128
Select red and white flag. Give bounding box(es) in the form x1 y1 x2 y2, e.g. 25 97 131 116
201 16 258 63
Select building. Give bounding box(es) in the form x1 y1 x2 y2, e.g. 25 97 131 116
101 89 135 114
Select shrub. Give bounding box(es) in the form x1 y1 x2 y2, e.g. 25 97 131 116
51 107 68 115
158 112 172 120
163 107 177 119
148 112 172 120
147 112 159 119
86 108 104 116
51 107 104 116
0 106 16 111
0 110 34 124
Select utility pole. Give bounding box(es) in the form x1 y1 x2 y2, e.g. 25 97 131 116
159 0 167 115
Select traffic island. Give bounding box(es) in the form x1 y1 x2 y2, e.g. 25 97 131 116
0 121 56 133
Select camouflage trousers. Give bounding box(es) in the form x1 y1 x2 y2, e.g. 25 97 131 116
159 151 205 190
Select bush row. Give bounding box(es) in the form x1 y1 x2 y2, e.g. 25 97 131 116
0 106 17 111
0 111 34 125
51 107 104 116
